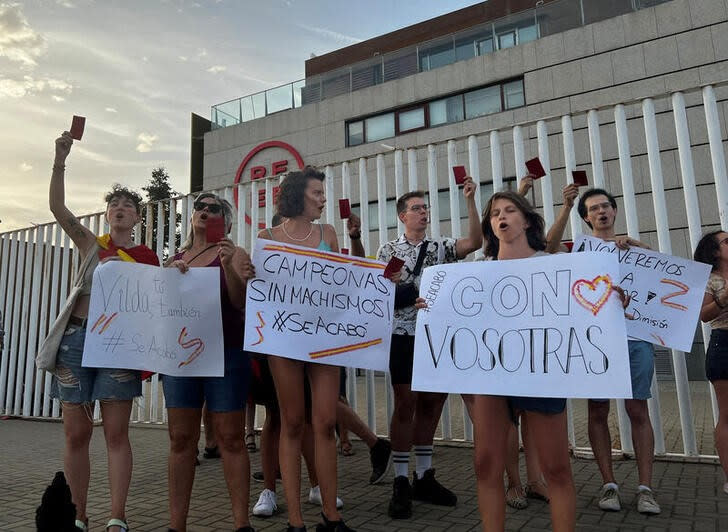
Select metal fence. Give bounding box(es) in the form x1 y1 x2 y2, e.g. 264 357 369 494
2 82 727 459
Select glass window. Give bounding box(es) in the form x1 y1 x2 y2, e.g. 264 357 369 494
503 80 525 109
398 108 425 132
476 37 494 55
455 39 476 62
497 31 516 50
429 95 464 126
365 113 395 142
348 121 364 146
465 86 501 119
518 24 539 44
419 42 455 71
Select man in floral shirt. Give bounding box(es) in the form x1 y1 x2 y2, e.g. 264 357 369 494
377 177 482 519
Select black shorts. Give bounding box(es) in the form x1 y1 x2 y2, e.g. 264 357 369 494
706 329 728 381
389 334 416 386
249 354 278 410
507 396 567 424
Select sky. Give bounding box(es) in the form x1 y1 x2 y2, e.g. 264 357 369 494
0 0 482 231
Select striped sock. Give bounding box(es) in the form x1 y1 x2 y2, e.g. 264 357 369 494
392 450 409 478
414 445 433 478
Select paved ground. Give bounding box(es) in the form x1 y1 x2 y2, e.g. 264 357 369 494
1 418 726 532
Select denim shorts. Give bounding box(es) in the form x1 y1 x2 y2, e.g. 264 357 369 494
592 339 654 401
163 347 251 413
507 396 567 423
706 329 728 381
51 324 141 404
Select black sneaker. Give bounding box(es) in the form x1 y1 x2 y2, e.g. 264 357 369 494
286 525 307 532
253 470 281 483
315 512 355 531
412 469 457 506
369 438 392 484
388 475 413 519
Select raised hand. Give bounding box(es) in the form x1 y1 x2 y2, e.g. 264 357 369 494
55 132 73 164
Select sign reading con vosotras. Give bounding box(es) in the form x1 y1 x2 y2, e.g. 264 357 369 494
573 235 711 353
244 239 394 371
82 262 225 377
412 252 632 398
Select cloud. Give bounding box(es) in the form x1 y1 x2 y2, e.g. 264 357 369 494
105 107 117 113
178 55 188 62
51 94 64 102
136 132 158 153
0 75 73 99
56 0 76 7
207 65 226 74
297 24 362 46
0 3 47 68
19 162 32 172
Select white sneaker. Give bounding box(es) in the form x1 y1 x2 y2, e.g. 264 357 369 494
253 488 278 517
636 488 661 515
308 485 343 509
597 484 621 511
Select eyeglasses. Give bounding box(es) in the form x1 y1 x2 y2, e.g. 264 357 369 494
194 201 222 214
407 204 429 213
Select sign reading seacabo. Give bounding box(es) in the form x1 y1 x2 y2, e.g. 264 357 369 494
412 252 632 398
573 235 711 352
245 238 394 371
82 262 224 376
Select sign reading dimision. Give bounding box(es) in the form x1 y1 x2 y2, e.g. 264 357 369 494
233 141 305 227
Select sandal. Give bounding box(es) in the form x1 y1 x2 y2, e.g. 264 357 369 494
75 519 88 531
525 480 550 503
339 440 355 456
245 433 257 452
203 445 221 459
505 485 528 509
106 518 129 531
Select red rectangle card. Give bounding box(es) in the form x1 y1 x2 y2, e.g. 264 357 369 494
70 115 86 140
572 170 588 187
339 198 351 219
452 165 467 185
205 216 225 244
383 257 405 280
525 157 546 179
340 248 349 255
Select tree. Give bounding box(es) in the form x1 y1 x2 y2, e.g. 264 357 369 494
142 166 181 259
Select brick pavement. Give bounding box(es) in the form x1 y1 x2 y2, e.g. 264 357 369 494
1 418 727 531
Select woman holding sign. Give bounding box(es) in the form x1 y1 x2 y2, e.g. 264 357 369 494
257 167 354 532
695 231 728 495
39 131 160 532
165 192 256 532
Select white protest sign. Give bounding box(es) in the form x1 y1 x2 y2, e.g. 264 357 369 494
573 235 711 352
412 252 632 398
244 239 394 371
82 262 225 376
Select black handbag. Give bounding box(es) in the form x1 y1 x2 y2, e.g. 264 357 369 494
393 241 428 310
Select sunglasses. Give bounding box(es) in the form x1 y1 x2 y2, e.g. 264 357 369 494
194 201 222 214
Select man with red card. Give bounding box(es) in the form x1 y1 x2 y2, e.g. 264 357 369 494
549 186 661 515
376 178 482 520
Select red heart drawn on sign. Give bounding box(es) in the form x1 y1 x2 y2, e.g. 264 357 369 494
571 275 613 316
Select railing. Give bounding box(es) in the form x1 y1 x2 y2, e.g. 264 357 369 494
3 81 727 459
210 0 671 129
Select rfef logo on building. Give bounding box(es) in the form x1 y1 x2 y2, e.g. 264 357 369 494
233 141 304 227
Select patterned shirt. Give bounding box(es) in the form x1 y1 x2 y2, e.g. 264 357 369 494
706 272 728 330
377 234 458 335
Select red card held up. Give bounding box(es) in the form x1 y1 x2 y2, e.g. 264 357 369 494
383 257 405 280
341 248 350 255
572 170 588 187
70 115 86 140
525 157 546 179
339 198 351 219
452 165 467 185
205 216 226 244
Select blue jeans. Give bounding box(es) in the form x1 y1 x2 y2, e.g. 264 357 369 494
162 347 251 412
51 324 141 403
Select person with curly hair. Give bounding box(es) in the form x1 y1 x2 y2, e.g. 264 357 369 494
38 131 160 532
257 167 353 532
694 230 728 496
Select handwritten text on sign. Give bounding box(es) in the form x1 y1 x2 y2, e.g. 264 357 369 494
412 252 632 398
573 235 711 352
244 239 394 371
82 262 224 376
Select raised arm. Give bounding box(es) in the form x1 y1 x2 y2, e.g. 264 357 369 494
546 184 578 253
347 213 366 257
455 177 483 259
49 132 96 256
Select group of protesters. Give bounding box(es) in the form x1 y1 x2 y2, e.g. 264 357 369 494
38 130 728 532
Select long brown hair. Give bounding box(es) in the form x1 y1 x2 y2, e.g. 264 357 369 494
481 191 546 259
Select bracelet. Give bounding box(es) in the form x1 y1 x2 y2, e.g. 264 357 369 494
52 163 65 172
349 232 361 240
